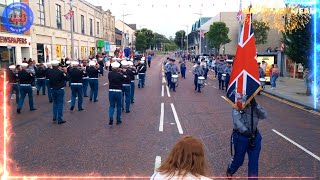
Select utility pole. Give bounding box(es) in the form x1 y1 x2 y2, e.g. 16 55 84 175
121 4 132 53
183 25 189 53
194 11 202 55
70 0 74 61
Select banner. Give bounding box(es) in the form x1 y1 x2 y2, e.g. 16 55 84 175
56 45 61 59
105 42 110 52
226 14 260 110
44 44 51 62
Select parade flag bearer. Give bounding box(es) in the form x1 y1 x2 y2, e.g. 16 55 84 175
46 60 68 124
108 61 124 125
87 61 100 102
17 63 36 114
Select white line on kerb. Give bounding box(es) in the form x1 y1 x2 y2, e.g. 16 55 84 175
159 103 164 132
272 129 320 161
170 103 183 134
166 86 171 97
154 156 162 173
161 85 164 97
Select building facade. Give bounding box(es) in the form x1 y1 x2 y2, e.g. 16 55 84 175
115 20 136 50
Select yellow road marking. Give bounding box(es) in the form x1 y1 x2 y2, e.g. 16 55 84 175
261 92 320 116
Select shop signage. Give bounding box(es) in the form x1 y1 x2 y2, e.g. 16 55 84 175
97 40 105 48
104 42 110 52
2 2 34 34
0 36 27 44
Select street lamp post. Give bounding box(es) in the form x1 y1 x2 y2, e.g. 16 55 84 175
70 0 75 61
183 25 189 53
194 11 202 55
121 5 132 52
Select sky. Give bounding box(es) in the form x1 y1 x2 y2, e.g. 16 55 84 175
87 0 287 38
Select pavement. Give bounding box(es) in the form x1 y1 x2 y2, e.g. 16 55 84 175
262 77 320 111
4 55 320 179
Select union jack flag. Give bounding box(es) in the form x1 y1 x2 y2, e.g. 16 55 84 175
64 9 73 20
225 13 261 110
236 10 242 21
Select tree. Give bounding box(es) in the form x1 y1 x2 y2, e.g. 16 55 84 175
135 28 154 49
174 30 186 50
205 22 231 54
252 20 270 45
135 32 148 52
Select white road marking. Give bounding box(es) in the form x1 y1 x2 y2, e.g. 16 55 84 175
154 156 161 173
166 86 171 97
170 123 175 125
161 85 164 97
272 129 320 161
170 103 183 134
103 83 108 86
212 86 217 89
159 103 164 132
67 97 78 103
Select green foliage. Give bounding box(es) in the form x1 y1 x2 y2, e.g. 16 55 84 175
282 15 312 68
135 32 148 52
205 22 231 54
164 42 178 51
174 30 186 49
252 20 270 45
135 28 173 51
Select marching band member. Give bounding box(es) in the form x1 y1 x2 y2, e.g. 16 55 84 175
108 61 125 125
120 60 132 113
127 60 136 103
7 65 20 105
16 63 36 114
35 63 46 95
45 62 53 103
81 60 89 97
69 61 84 111
46 60 68 124
180 59 187 79
137 60 147 88
224 60 233 91
165 59 173 87
193 62 204 93
98 57 105 76
168 59 179 92
217 59 227 90
87 61 100 102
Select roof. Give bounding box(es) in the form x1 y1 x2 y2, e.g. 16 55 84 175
128 24 137 30
191 17 212 31
115 28 122 34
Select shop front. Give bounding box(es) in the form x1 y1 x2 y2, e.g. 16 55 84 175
90 47 96 56
96 40 104 53
0 34 32 68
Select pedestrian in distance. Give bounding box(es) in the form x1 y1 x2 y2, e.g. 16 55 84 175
69 61 84 111
226 98 267 180
151 136 212 180
108 61 125 125
147 54 152 68
46 60 68 124
16 63 36 114
257 62 265 95
270 64 279 90
180 59 187 79
87 61 100 102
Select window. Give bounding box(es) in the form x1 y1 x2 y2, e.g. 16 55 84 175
38 0 45 25
97 22 99 35
56 4 61 29
89 18 92 36
81 15 84 34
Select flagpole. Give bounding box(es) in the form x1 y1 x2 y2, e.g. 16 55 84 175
238 0 242 43
70 0 75 61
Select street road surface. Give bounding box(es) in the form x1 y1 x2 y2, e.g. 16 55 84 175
8 55 320 179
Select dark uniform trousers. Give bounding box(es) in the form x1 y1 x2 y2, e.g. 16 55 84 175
70 83 83 110
109 89 122 122
130 80 135 103
138 73 146 88
17 84 34 110
194 74 201 92
8 83 20 104
46 79 53 102
36 78 46 95
89 78 98 101
122 84 131 112
52 88 65 122
83 77 89 97
218 73 224 89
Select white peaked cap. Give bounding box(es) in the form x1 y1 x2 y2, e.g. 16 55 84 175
130 58 133 61
127 61 133 66
46 62 52 66
71 61 79 66
121 60 128 66
66 60 71 65
141 57 146 61
111 62 120 68
21 63 28 67
140 60 145 63
89 61 96 66
9 65 16 69
92 58 97 62
51 60 60 66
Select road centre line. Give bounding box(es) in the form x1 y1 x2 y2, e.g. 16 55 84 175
159 103 164 132
161 85 164 97
272 129 320 161
154 156 162 173
170 103 183 134
166 86 171 97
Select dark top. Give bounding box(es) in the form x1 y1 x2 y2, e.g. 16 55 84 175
122 70 132 84
86 66 99 78
137 64 147 73
35 67 46 78
126 69 135 81
46 68 68 89
108 71 124 90
17 69 33 84
69 68 84 83
98 60 104 67
7 70 18 83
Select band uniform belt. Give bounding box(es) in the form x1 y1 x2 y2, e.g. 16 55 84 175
89 78 98 79
109 89 122 92
83 77 89 79
20 84 31 86
71 83 83 85
138 73 145 75
9 83 18 84
233 129 258 138
123 84 131 86
36 77 45 79
131 80 135 83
